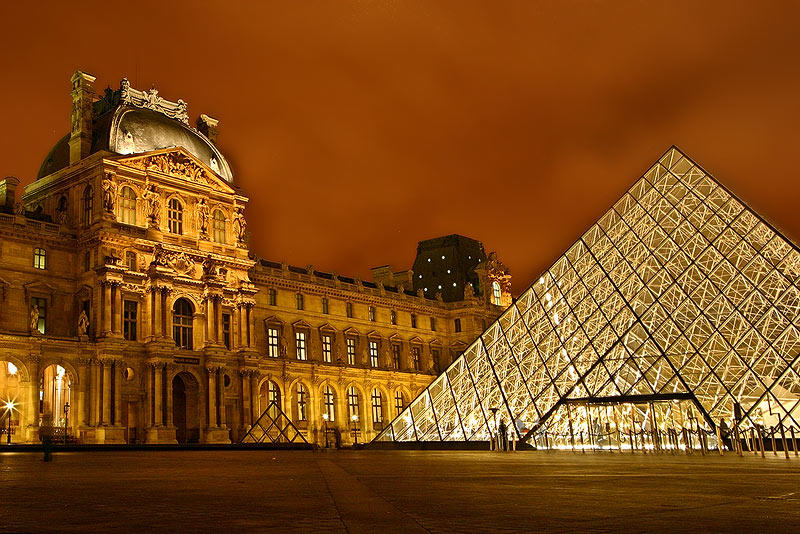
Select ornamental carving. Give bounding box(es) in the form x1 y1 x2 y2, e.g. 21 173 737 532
129 152 222 190
120 78 189 124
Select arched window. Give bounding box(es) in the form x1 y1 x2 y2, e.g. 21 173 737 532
33 247 46 270
394 390 405 415
83 185 94 226
268 380 281 410
172 298 194 349
212 209 226 244
167 198 183 234
296 383 308 421
323 385 336 422
492 281 502 305
119 186 137 225
347 386 360 422
371 388 383 425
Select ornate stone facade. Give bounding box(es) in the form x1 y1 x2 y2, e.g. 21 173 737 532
0 71 511 446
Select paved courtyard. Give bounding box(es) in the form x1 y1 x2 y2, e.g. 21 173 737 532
0 449 798 533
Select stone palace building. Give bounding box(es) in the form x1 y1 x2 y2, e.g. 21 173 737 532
0 71 511 445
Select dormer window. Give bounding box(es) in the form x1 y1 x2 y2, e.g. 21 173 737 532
168 198 183 234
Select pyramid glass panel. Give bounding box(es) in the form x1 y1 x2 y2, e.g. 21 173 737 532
373 147 800 446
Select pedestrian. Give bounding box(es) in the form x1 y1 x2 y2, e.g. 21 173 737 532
499 419 508 451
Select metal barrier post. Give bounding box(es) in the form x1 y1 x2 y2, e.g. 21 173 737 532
780 424 789 459
751 428 757 456
791 427 798 457
716 425 724 456
770 426 777 456
756 426 766 458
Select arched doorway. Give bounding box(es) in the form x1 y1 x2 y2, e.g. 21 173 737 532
172 372 200 444
41 364 73 439
1 360 24 443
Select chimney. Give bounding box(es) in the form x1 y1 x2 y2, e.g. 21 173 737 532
197 114 219 144
0 176 20 212
69 70 96 164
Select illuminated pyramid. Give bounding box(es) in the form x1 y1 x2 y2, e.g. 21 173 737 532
374 147 800 445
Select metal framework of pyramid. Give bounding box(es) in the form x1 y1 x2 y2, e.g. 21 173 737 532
374 147 800 446
240 400 309 444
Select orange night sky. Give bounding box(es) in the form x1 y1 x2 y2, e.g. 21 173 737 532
2 1 800 294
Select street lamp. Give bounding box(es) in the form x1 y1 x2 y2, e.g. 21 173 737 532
322 413 329 448
63 402 71 445
351 414 360 446
4 401 14 445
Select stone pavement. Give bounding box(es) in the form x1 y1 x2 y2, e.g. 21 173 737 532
0 449 798 533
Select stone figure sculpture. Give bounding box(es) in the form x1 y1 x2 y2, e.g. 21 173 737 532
30 304 40 332
233 207 247 245
102 174 117 213
78 309 89 337
197 198 210 237
142 183 161 227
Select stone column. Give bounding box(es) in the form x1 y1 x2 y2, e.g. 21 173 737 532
153 288 162 338
154 363 163 426
247 305 255 348
218 368 226 427
78 360 89 427
26 356 41 438
239 371 248 428
101 360 112 425
89 359 99 426
207 367 217 428
250 373 259 424
237 305 245 348
143 289 152 340
165 366 174 427
102 282 112 335
161 289 169 339
205 297 214 346
215 299 223 345
112 283 123 335
113 361 123 426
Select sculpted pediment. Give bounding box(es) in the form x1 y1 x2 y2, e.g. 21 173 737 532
115 147 234 193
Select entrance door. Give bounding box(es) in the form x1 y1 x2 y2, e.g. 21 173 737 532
172 372 200 444
173 376 187 444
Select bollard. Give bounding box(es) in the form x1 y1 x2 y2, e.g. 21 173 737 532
780 424 789 459
756 426 766 459
770 426 777 456
792 427 798 457
616 429 622 453
580 431 585 454
716 425 724 456
751 428 757 456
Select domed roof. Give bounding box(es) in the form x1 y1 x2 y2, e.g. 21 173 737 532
37 82 233 183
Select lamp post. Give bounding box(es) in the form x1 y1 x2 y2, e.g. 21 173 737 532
351 414 360 446
63 402 70 445
322 413 329 448
4 401 14 445
489 407 499 450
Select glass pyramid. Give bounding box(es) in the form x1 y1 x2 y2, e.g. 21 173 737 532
374 147 800 445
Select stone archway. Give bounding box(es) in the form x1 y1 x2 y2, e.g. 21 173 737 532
172 372 200 444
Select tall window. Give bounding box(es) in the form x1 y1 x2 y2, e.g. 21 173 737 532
322 334 332 363
268 288 277 306
346 302 353 318
492 281 502 305
268 380 281 408
411 346 421 371
296 293 304 311
346 338 356 365
391 344 401 369
172 298 193 349
83 185 93 226
119 186 137 224
369 341 379 367
123 300 137 341
390 310 397 325
212 209 226 244
267 327 280 357
432 348 441 372
411 314 417 328
296 383 308 421
322 297 329 314
368 306 376 321
125 251 137 271
167 198 183 234
33 247 46 270
394 390 405 415
31 297 47 334
430 316 436 331
371 389 383 425
222 313 231 349
454 318 462 333
295 331 307 360
84 251 91 271
323 385 336 422
347 386 360 421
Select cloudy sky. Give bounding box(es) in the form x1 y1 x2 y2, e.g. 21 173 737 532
2 1 799 292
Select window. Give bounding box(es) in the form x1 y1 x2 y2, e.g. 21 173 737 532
411 314 417 328
33 248 46 270
125 251 137 271
391 344 401 369
267 327 280 357
296 293 304 311
83 185 93 226
322 297 329 314
368 306 376 321
492 281 502 305
346 302 353 318
390 310 397 325
323 385 336 422
222 313 231 349
430 316 436 331
31 297 46 334
119 186 137 224
432 348 441 372
394 390 405 415
371 389 383 425
123 300 137 341
268 288 277 306
369 340 379 367
167 198 183 234
411 346 421 371
172 298 193 349
212 209 226 244
296 383 308 421
295 331 307 360
84 251 91 271
347 386 360 421
346 338 356 365
322 334 332 363
454 318 462 333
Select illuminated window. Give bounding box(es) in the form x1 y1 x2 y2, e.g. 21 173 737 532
411 314 417 328
31 297 46 334
323 385 336 421
222 313 231 349
172 298 193 349
371 388 383 424
296 383 308 421
454 318 462 333
267 327 280 357
83 185 93 226
212 209 226 244
394 390 405 415
123 300 137 341
411 346 421 371
322 334 332 363
390 310 397 325
119 186 137 224
346 302 354 318
167 198 183 234
125 251 137 271
265 380 281 417
295 331 307 360
432 348 441 372
347 386 360 421
368 306 376 321
7 362 18 376
429 317 436 331
268 288 277 306
369 340 379 367
296 293 304 311
322 297 329 314
492 281 502 305
391 344 401 369
33 247 46 270
346 337 356 365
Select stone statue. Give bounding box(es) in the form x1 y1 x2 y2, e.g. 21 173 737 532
197 198 210 237
202 254 217 278
232 207 247 245
30 304 40 332
102 174 117 213
151 243 170 267
77 309 89 337
142 183 161 227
